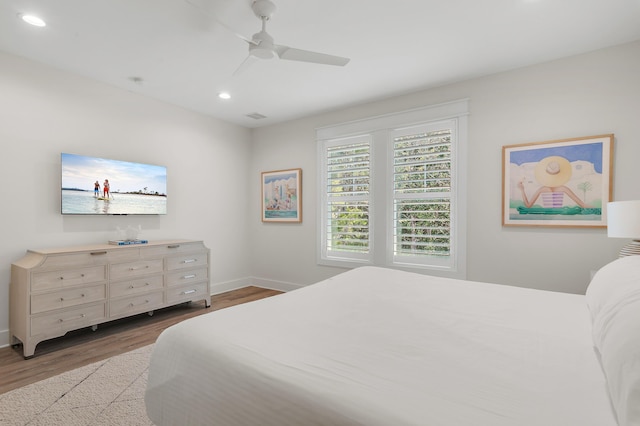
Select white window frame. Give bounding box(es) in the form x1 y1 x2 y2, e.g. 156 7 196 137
317 99 468 279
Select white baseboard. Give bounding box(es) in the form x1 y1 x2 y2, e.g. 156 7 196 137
211 276 303 294
249 276 304 292
0 329 9 349
210 277 255 295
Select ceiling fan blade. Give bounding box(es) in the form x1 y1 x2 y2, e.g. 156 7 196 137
233 55 258 76
275 45 350 66
184 0 259 46
218 21 260 46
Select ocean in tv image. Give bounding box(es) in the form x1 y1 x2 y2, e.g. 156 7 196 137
61 153 167 215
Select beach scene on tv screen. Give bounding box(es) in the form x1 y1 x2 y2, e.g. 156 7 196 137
61 153 167 215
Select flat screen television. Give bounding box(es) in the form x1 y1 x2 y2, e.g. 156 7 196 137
61 153 167 215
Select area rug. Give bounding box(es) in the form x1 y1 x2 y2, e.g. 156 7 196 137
0 345 154 426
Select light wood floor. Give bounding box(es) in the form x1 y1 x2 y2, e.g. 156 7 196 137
0 286 282 395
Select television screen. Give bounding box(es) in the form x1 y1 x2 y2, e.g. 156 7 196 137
61 153 167 215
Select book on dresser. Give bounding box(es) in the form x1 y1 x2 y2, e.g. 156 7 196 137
108 239 149 245
9 239 210 358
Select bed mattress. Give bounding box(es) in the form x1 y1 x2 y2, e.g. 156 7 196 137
145 266 616 425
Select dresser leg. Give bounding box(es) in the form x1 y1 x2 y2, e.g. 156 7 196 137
23 342 36 359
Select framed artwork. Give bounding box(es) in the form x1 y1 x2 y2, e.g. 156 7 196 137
261 168 302 223
502 134 613 227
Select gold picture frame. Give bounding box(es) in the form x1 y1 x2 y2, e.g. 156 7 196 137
502 134 613 227
261 168 302 223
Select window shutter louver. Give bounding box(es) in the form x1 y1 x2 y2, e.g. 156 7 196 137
325 140 371 259
392 128 452 261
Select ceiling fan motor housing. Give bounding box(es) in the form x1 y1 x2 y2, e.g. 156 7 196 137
250 30 276 59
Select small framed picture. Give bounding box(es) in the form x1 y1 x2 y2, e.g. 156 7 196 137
261 168 302 223
502 134 613 227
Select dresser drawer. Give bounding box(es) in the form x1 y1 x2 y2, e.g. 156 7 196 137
110 259 163 280
110 275 164 298
38 251 110 270
139 241 206 258
31 266 107 292
31 284 106 315
109 291 164 318
31 303 106 336
166 267 208 287
166 282 209 304
104 248 144 263
166 252 208 271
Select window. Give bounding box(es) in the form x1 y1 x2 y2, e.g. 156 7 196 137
317 100 468 278
391 124 454 268
322 135 371 263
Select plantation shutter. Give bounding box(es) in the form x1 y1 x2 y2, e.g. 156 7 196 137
323 136 371 262
391 121 454 267
318 100 467 276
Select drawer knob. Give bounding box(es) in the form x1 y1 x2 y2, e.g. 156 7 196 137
167 245 180 249
182 259 196 264
129 265 150 271
129 282 150 289
59 313 85 322
183 274 197 279
182 289 197 295
60 294 85 302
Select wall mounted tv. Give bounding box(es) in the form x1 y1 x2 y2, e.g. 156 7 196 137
61 153 167 215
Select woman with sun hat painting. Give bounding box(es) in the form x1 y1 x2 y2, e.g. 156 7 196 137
517 155 587 210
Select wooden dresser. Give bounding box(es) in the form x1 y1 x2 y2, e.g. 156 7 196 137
10 239 210 358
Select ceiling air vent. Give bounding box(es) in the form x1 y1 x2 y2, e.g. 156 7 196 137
246 112 267 120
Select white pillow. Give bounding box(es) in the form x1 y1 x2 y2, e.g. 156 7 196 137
585 256 640 426
587 256 640 325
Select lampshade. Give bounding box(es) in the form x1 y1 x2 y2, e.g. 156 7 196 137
608 201 640 237
607 200 640 257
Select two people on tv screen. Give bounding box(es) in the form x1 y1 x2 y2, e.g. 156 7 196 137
94 179 110 199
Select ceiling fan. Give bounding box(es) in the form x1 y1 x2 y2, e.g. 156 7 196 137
188 0 350 74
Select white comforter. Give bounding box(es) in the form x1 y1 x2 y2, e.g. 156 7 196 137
145 266 616 425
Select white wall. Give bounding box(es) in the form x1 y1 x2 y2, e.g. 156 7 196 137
249 40 640 295
2 40 639 348
0 52 253 346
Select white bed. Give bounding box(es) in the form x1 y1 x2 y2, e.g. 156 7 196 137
145 258 640 426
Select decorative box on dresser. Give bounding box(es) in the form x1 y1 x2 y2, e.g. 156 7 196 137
10 239 210 358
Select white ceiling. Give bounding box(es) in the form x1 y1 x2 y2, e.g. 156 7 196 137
1 0 640 128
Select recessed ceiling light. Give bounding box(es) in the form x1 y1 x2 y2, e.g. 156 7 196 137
218 92 231 100
20 14 46 27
